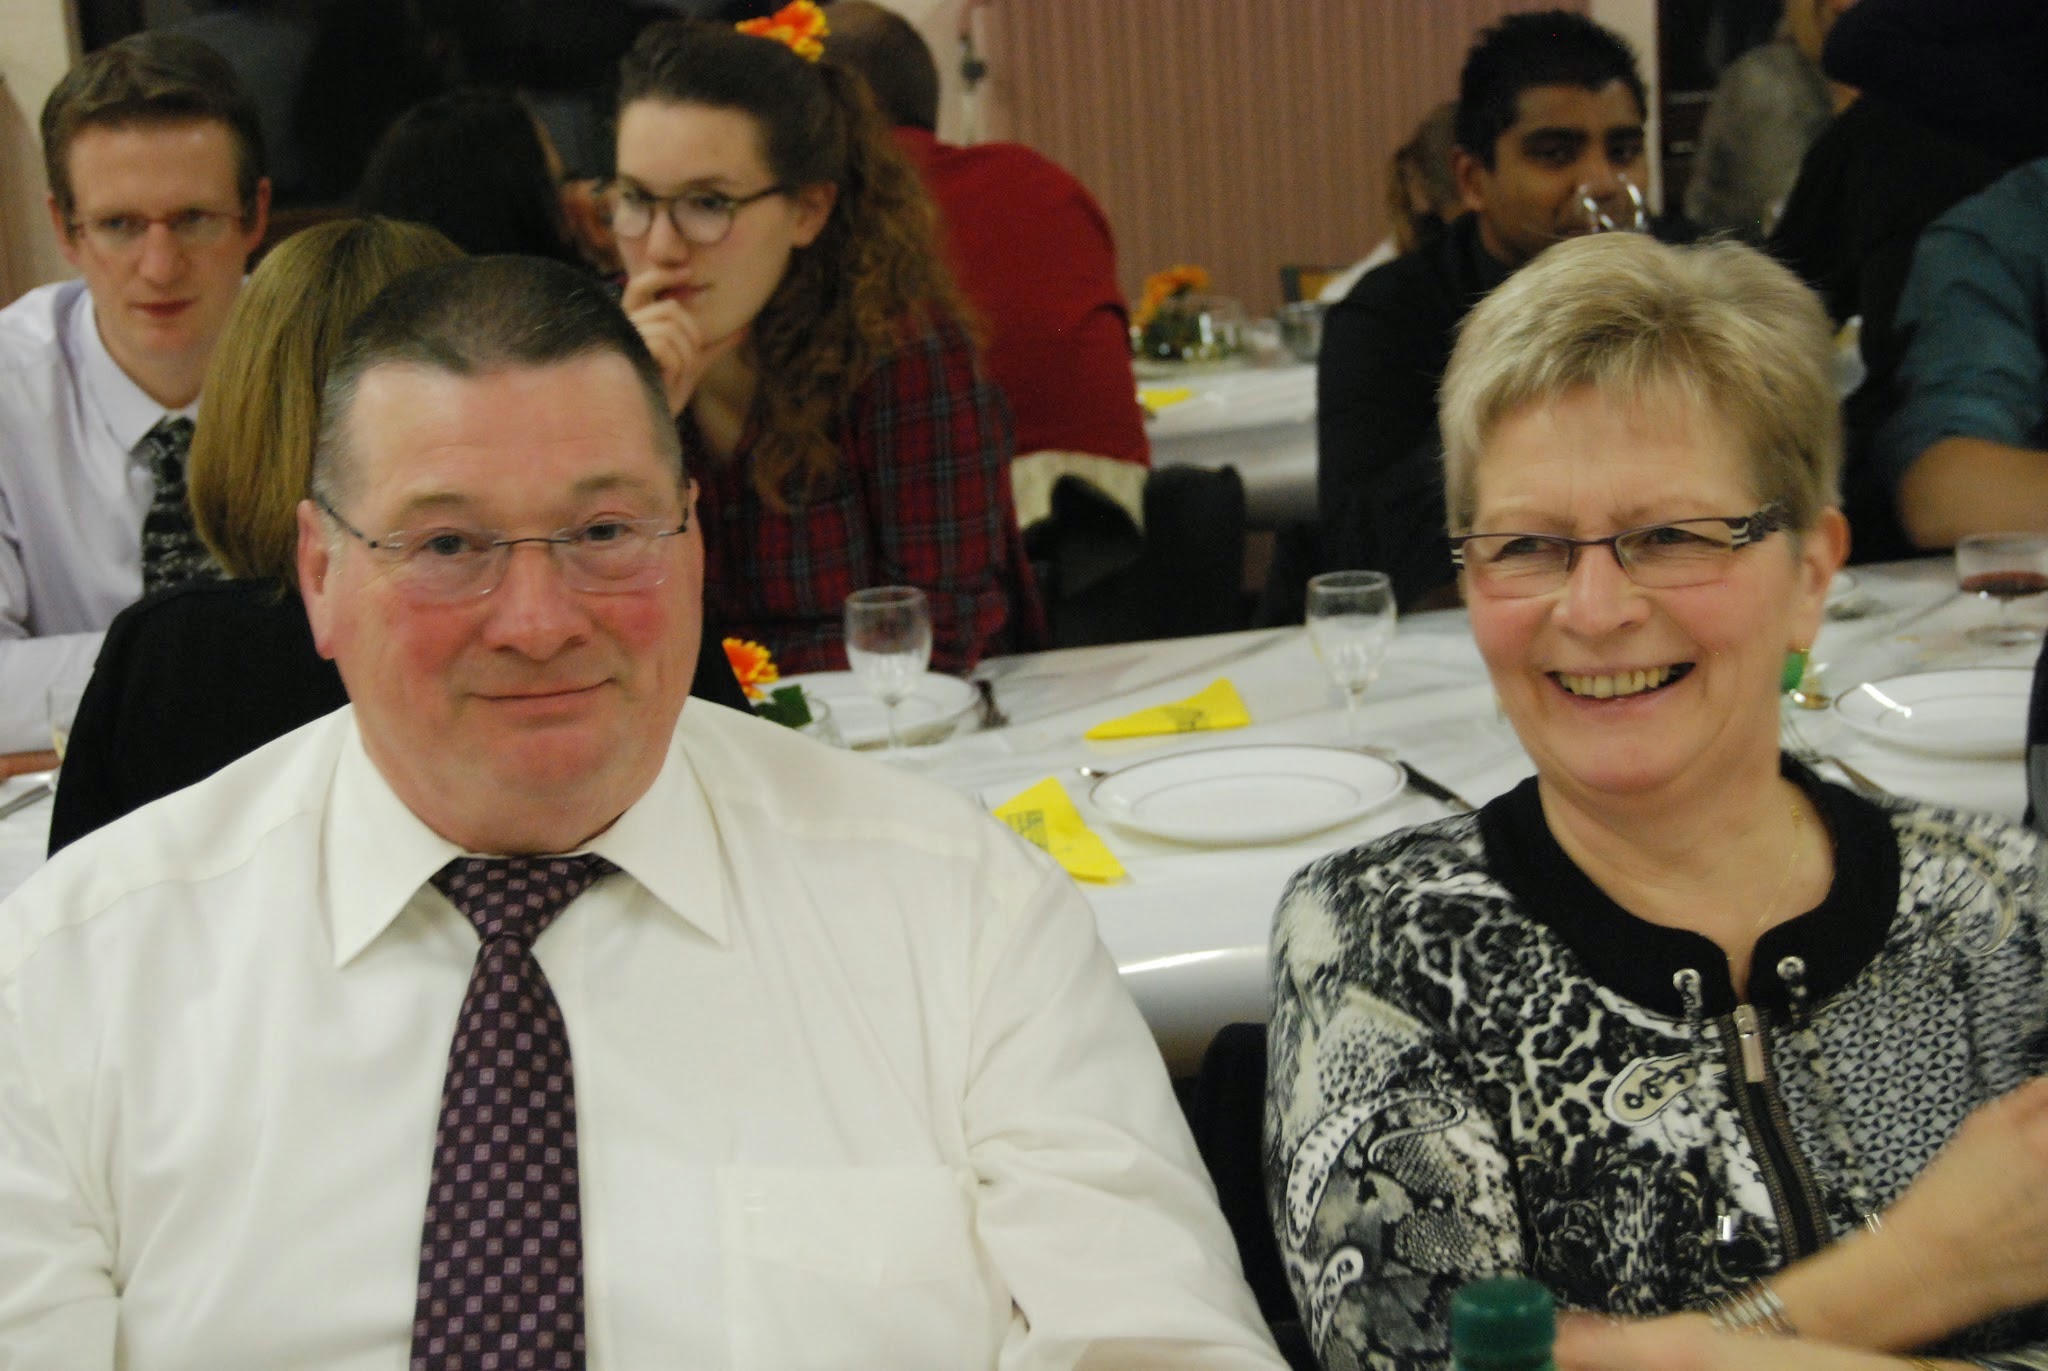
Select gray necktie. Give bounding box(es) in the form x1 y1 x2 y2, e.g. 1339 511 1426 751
138 416 221 596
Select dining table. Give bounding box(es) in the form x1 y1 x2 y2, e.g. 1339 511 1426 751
1141 360 1316 529
0 556 2034 1075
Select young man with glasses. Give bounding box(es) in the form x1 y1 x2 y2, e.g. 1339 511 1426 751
0 32 268 752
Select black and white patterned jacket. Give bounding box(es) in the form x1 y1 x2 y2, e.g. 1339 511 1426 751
1266 764 2048 1370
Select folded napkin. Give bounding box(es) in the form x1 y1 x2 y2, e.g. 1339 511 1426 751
1085 678 1251 740
1138 386 1195 412
993 778 1126 883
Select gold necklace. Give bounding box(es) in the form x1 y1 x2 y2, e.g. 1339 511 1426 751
1747 794 1809 940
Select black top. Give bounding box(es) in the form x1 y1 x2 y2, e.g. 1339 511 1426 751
1315 212 1511 611
1768 98 2011 564
48 578 756 854
1823 0 2048 166
1475 758 1900 1017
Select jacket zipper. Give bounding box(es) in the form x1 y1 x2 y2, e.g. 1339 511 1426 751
1724 1004 1828 1258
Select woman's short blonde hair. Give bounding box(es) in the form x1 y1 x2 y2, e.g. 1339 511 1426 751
188 216 462 580
1439 233 1841 534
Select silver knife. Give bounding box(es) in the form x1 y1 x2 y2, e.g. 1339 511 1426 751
1397 761 1475 812
0 774 55 821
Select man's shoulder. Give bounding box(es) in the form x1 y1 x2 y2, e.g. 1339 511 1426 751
0 710 346 978
0 280 84 388
676 701 1031 868
915 135 1093 208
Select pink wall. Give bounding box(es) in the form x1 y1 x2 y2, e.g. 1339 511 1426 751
979 0 1590 318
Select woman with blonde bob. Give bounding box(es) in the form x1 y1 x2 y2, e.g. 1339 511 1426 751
610 15 1036 673
1266 233 2048 1370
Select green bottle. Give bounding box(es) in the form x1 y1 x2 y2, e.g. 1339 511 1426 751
1450 1276 1557 1371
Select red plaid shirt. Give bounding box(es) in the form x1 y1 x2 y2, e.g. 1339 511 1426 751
690 319 1041 675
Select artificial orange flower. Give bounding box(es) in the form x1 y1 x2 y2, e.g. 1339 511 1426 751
1133 263 1212 329
722 636 780 700
737 0 830 61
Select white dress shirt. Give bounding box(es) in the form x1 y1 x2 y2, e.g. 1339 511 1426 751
0 280 183 753
0 699 1282 1370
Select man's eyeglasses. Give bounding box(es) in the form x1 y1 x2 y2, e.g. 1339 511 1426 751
314 494 689 603
1449 503 1790 598
69 208 243 254
605 183 790 247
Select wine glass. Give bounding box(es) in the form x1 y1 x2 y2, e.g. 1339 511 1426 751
1956 533 2048 648
1305 571 1397 745
1573 171 1649 235
844 586 933 751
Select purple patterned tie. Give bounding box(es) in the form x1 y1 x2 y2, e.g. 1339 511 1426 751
412 854 618 1371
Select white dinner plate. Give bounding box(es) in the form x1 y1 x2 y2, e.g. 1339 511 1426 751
777 671 978 749
1832 668 2032 759
1088 745 1405 846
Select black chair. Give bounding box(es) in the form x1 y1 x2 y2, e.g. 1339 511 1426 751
1028 467 1249 648
1179 1022 1317 1370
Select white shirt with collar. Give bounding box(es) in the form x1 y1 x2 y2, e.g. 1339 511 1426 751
0 698 1283 1370
0 279 188 753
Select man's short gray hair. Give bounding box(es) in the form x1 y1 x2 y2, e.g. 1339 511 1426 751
312 255 683 510
1439 233 1841 534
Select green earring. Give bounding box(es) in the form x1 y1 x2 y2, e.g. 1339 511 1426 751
1780 646 1810 695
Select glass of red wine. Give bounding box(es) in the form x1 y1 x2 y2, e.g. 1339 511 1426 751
1956 532 2048 648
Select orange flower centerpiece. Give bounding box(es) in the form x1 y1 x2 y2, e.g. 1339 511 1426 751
722 636 812 727
736 1 830 60
1131 263 1245 365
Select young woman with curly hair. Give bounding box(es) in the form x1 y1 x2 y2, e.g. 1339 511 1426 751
612 16 1037 674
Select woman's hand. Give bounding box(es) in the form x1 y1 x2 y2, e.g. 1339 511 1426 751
620 266 745 416
1555 1313 1960 1371
1867 1075 2048 1331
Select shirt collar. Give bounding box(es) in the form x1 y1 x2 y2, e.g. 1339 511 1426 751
323 709 729 967
69 289 198 454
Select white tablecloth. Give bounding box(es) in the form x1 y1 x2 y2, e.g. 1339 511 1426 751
1142 363 1315 528
0 558 2030 1073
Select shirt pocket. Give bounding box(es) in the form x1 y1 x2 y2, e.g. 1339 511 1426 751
717 1165 1002 1370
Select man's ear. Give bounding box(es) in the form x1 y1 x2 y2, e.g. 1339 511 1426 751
1451 146 1490 216
296 499 339 661
238 176 273 261
47 193 82 270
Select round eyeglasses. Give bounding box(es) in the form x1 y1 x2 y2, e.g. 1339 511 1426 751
1449 503 1790 599
315 494 689 603
69 208 243 254
605 182 791 247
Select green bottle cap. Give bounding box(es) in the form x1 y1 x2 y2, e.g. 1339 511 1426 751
1450 1276 1556 1370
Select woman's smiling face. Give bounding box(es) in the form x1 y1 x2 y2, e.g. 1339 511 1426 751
1463 383 1844 811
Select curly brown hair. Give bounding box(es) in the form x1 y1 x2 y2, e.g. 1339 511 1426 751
618 19 973 509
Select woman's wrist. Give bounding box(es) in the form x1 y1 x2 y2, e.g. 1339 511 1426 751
1769 1217 1979 1351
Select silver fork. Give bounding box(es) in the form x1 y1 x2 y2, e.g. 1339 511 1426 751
1781 708 1890 797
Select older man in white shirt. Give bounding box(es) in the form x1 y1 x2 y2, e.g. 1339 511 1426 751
0 256 1284 1370
0 32 268 753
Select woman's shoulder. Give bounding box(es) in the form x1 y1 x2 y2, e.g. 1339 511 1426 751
1275 812 1515 966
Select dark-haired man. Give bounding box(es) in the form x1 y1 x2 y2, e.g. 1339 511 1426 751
1316 9 1650 611
828 0 1149 530
0 32 268 751
0 255 1284 1369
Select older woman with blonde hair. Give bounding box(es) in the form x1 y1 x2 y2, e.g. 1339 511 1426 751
1266 232 2048 1370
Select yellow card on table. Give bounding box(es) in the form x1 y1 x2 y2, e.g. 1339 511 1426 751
1084 678 1251 740
1138 386 1195 411
993 778 1126 884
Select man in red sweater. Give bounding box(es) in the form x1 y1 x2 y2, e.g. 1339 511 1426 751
829 1 1150 531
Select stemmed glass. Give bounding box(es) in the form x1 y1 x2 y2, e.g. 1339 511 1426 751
1305 570 1397 745
844 586 933 751
1574 171 1649 235
1955 533 2048 648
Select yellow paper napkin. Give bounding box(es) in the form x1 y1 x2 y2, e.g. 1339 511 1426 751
1138 386 1195 412
994 778 1126 883
1085 678 1251 740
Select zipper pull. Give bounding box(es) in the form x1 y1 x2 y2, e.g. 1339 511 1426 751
1732 1003 1768 1082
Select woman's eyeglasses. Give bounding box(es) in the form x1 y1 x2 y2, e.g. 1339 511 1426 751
1449 503 1790 598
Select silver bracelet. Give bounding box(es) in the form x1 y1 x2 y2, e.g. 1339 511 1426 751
1705 1281 1798 1336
